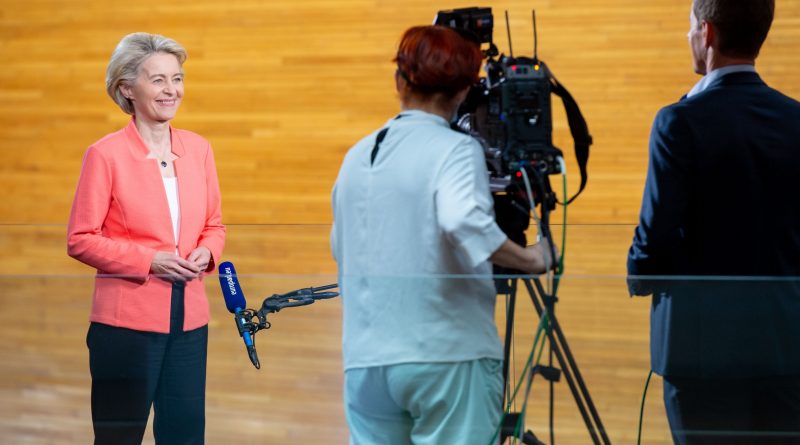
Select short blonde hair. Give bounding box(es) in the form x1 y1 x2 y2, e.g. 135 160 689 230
106 32 187 115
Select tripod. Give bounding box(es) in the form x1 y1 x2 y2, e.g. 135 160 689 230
497 276 611 445
493 169 611 445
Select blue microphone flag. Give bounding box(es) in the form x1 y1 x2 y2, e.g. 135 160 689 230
219 261 246 313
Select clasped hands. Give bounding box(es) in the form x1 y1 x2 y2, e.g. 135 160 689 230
150 247 211 283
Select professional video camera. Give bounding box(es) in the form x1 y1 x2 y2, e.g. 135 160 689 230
435 7 592 208
434 13 610 444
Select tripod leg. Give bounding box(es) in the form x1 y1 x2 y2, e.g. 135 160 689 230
524 278 612 445
502 279 518 400
499 415 545 445
521 430 546 445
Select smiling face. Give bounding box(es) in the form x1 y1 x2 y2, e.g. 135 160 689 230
121 52 184 124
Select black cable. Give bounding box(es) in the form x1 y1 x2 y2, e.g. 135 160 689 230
637 371 654 445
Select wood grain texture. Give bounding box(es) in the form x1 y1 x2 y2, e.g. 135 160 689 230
0 225 664 444
1 0 799 443
1 0 798 225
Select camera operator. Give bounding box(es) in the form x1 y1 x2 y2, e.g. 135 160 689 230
330 25 554 445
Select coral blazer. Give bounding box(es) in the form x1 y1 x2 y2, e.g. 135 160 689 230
68 119 226 333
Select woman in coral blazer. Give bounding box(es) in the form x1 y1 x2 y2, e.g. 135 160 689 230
67 33 225 445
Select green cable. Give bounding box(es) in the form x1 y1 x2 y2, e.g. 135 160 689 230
513 312 550 442
561 172 567 273
492 344 534 445
513 409 524 443
509 341 535 442
499 170 566 444
510 311 549 412
637 370 654 445
516 311 552 442
488 312 551 445
535 312 551 366
552 172 568 295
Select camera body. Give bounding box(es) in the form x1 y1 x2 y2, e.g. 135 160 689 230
435 7 564 182
434 6 494 48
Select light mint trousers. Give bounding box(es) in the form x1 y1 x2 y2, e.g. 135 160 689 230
344 358 503 445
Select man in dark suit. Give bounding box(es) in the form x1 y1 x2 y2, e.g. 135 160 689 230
627 1 800 443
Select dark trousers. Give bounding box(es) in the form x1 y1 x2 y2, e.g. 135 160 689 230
87 283 207 445
664 375 800 445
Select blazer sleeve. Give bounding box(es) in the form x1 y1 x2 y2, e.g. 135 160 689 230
627 106 693 295
196 142 226 272
66 146 156 280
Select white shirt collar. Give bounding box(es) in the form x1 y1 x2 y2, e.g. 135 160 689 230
687 64 756 98
396 109 451 127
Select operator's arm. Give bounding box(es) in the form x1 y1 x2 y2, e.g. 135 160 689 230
435 138 506 268
436 137 555 274
490 238 555 274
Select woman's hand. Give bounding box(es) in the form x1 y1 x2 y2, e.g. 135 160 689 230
187 246 212 272
527 238 560 273
490 238 560 274
150 251 202 283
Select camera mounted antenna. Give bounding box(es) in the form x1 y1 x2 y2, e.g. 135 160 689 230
532 9 539 64
438 6 592 202
505 10 514 58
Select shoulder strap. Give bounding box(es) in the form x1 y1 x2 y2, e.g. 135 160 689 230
370 127 390 166
546 64 593 204
370 114 406 166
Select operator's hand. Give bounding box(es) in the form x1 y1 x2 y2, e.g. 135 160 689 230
527 238 559 273
150 251 202 283
490 238 559 274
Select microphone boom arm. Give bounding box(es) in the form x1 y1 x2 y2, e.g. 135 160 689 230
232 283 339 368
258 283 339 319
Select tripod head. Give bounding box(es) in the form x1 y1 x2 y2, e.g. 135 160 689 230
493 162 559 293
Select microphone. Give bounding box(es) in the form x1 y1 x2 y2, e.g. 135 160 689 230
218 261 260 369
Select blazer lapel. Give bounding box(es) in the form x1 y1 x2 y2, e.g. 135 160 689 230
124 119 177 249
171 128 193 258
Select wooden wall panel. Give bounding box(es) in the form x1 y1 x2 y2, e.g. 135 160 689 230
2 0 797 225
1 0 799 443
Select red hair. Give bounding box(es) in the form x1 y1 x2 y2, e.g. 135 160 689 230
394 25 482 98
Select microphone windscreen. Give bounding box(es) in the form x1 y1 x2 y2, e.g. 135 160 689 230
218 261 247 313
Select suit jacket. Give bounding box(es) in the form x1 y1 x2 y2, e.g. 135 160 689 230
627 72 800 378
68 119 226 333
